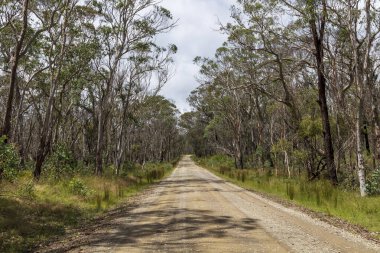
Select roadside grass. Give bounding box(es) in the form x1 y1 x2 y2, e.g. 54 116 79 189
0 161 176 252
194 155 380 240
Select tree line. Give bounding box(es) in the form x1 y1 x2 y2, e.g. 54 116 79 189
0 0 183 180
181 0 380 196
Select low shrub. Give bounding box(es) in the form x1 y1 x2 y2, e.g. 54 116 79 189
17 181 35 199
146 168 165 183
236 170 248 182
68 178 89 196
286 181 295 200
132 169 145 184
45 145 78 180
145 163 172 183
103 184 111 206
219 166 231 175
0 136 20 182
366 169 380 195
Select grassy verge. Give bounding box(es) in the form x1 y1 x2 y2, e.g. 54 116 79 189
0 161 176 252
193 155 380 240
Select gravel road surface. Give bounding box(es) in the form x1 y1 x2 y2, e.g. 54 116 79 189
42 156 380 253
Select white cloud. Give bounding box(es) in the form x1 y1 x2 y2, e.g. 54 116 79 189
157 0 235 113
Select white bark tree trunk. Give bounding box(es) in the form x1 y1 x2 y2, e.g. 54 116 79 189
356 107 367 197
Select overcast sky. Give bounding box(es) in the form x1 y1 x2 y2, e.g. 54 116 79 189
157 0 235 113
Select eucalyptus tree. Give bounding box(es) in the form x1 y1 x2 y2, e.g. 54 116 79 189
91 0 176 175
112 44 177 175
189 0 380 195
273 0 338 184
33 0 101 179
179 111 213 156
0 0 59 141
193 49 252 168
0 0 179 180
131 95 181 164
207 0 326 175
219 1 305 170
327 0 380 196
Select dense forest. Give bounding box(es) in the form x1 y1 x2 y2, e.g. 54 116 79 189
1 0 380 196
181 0 380 196
0 0 183 181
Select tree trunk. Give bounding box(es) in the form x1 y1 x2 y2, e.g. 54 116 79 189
356 101 367 197
95 108 105 175
115 123 125 175
33 2 69 179
1 0 29 140
370 89 380 162
33 78 59 179
34 145 46 180
284 151 290 178
309 1 338 185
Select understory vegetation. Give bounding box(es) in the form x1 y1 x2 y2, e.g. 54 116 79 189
0 161 176 252
195 155 380 239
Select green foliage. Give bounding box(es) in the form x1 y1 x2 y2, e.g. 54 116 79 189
286 181 295 200
132 169 145 184
145 168 164 183
0 136 20 182
236 170 248 182
194 155 235 169
299 116 323 138
68 178 89 197
255 145 264 156
366 169 380 195
293 150 308 163
157 6 173 19
17 181 36 199
263 160 273 169
45 145 78 179
103 185 110 202
144 163 172 183
204 116 222 137
219 166 231 175
271 138 292 153
122 161 137 172
169 44 178 53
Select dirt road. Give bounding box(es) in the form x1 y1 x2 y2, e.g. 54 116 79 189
43 156 380 252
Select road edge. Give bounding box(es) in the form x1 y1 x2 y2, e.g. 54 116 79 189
35 166 178 253
192 157 380 246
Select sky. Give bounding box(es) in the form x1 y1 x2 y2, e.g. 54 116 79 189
157 0 235 113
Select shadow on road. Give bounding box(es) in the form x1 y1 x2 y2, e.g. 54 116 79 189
40 164 259 252
77 207 258 251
